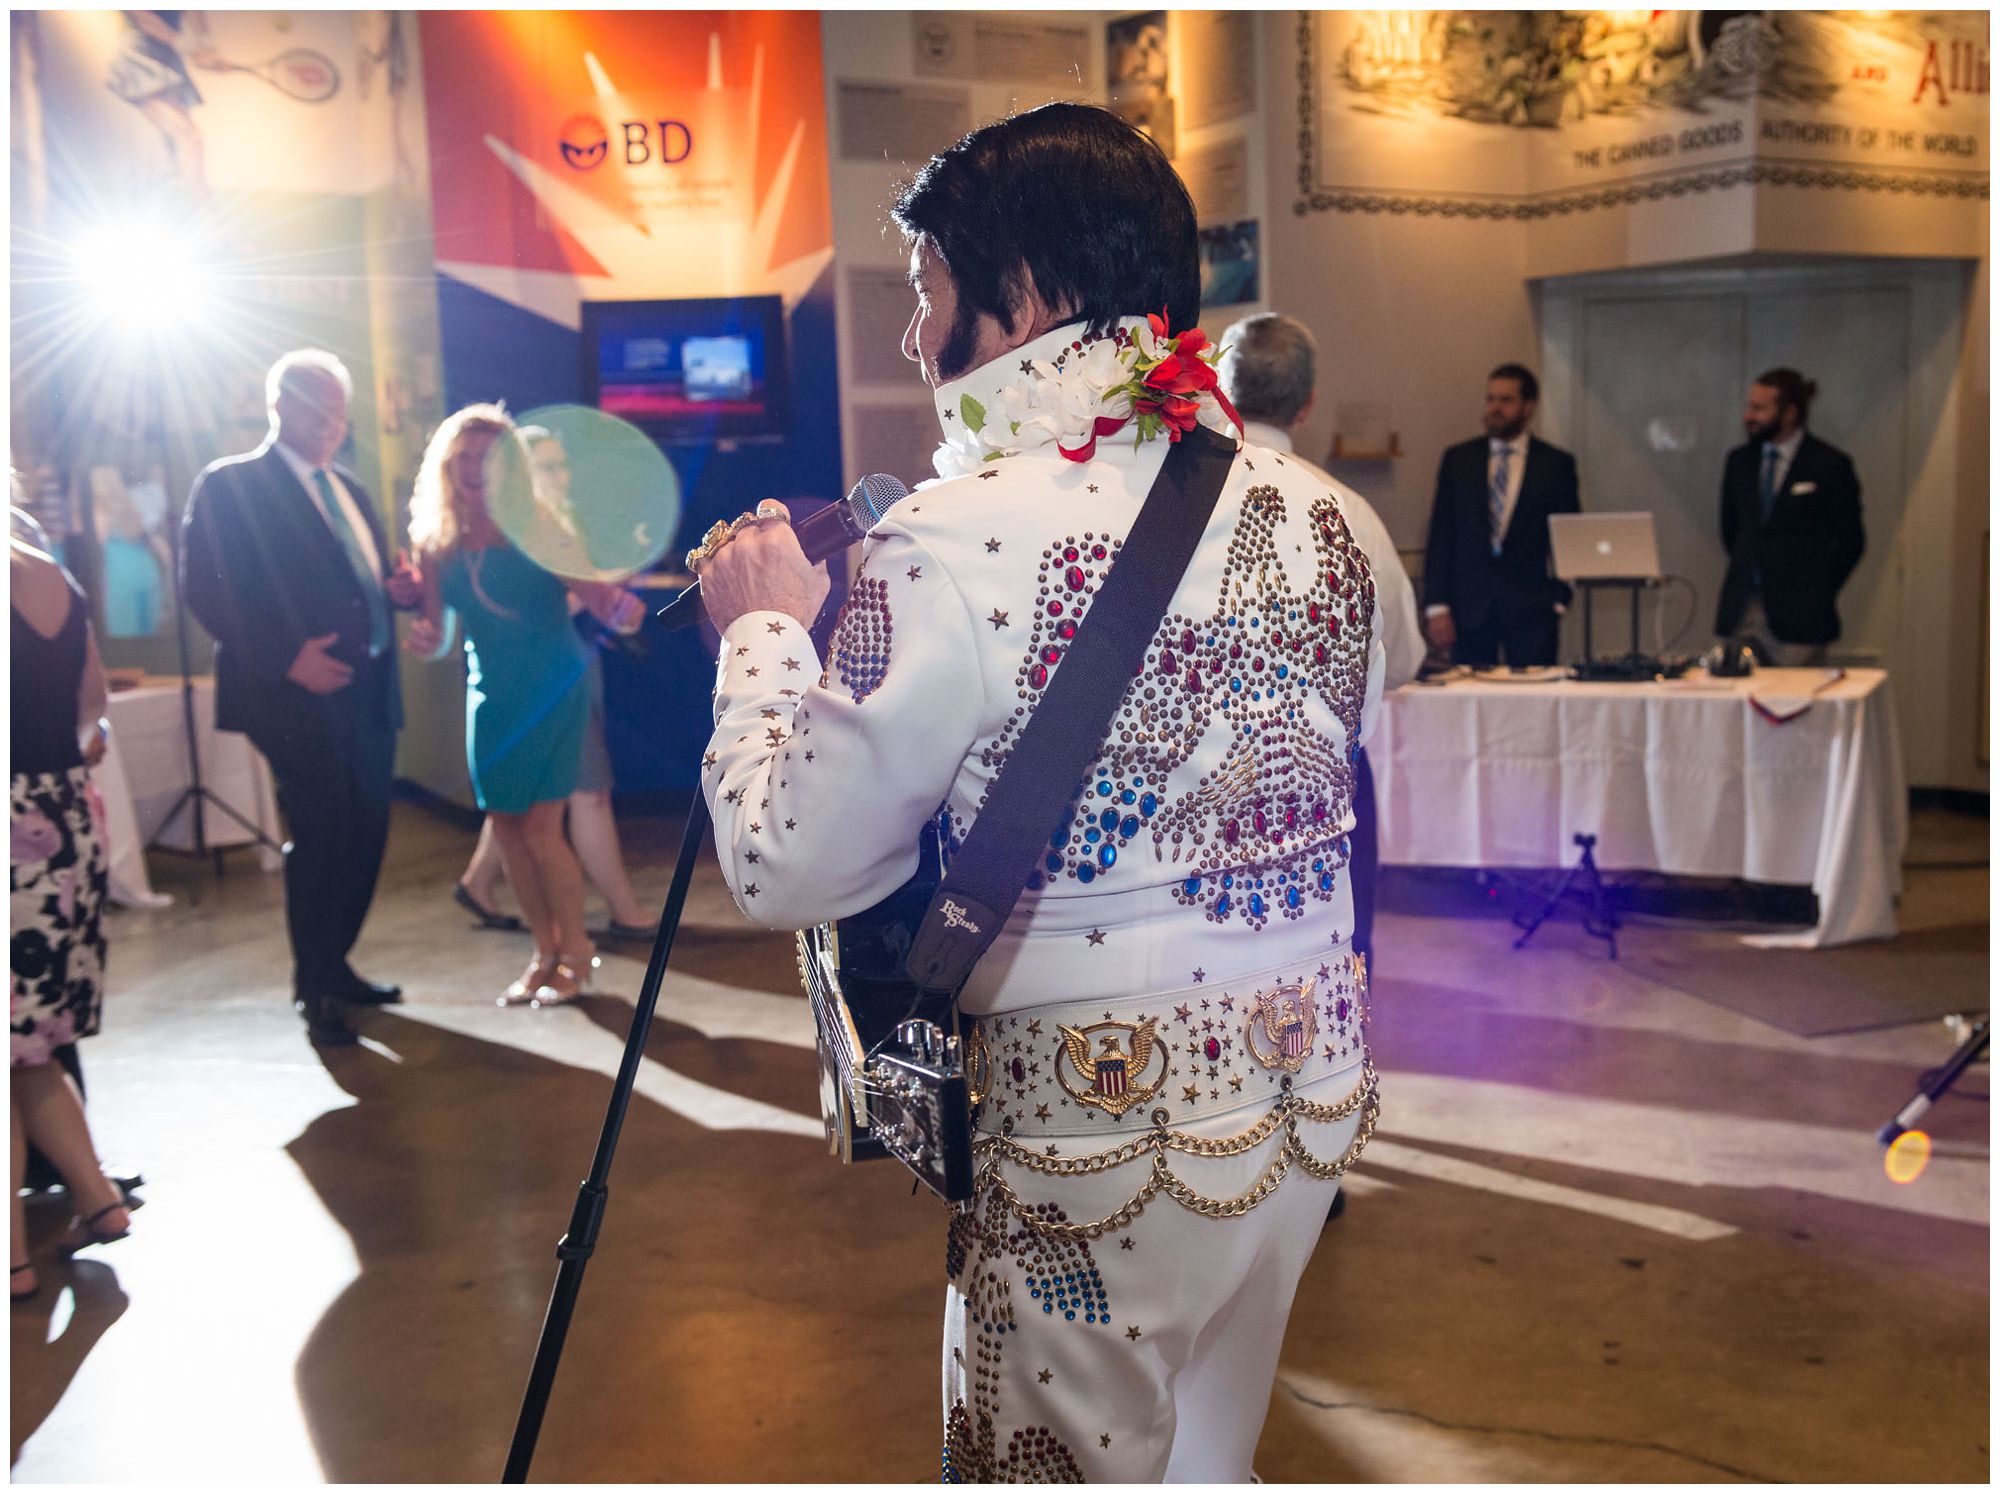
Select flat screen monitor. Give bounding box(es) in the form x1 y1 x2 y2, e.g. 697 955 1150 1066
581 296 789 446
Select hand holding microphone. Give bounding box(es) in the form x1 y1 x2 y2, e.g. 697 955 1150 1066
683 499 831 636
659 473 909 637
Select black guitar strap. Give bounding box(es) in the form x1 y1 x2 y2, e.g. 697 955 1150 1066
904 422 1238 996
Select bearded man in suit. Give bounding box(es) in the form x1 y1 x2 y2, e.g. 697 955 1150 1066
1713 367 1864 667
1421 363 1581 667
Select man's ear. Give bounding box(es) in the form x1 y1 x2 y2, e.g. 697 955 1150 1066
1293 389 1316 433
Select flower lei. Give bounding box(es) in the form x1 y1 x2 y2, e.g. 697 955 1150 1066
933 312 1243 480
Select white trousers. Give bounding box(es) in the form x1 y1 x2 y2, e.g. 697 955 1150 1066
940 1063 1368 1483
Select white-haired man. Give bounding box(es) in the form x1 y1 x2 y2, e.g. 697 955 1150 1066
1219 312 1422 983
181 350 419 1045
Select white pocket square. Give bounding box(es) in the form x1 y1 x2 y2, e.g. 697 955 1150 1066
1789 480 1817 494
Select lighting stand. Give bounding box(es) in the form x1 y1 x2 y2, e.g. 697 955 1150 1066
146 431 287 872
1512 832 1620 958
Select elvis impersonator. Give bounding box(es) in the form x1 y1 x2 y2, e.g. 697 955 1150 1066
690 103 1385 1482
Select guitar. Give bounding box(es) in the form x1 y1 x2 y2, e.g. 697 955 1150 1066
794 815 980 1203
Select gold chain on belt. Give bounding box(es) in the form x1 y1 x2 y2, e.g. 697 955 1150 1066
974 1060 1378 1242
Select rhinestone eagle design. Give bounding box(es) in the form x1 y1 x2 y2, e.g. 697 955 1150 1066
966 486 1376 929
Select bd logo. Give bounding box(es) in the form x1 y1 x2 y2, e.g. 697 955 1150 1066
558 114 693 170
559 114 609 171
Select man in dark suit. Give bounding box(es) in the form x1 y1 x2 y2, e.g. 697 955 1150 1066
181 351 418 1045
1713 368 1864 667
1421 363 1581 667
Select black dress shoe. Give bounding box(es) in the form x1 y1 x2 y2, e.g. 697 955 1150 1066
339 974 402 1005
295 994 360 1046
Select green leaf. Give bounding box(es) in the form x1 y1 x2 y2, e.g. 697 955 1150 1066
959 393 987 432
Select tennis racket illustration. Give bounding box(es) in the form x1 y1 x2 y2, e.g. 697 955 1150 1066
221 48 341 103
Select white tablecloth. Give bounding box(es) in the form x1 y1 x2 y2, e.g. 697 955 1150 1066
1371 668 1908 948
101 681 283 893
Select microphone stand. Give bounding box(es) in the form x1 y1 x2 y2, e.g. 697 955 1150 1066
501 789 713 1483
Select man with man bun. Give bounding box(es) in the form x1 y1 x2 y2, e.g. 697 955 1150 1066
1714 367 1864 667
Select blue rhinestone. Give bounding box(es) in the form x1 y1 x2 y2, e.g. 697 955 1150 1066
1044 1303 1053 1314
1230 678 1242 691
1051 828 1068 848
1065 1310 1076 1320
1183 877 1201 897
1221 874 1234 889
1046 853 1063 872
1098 780 1113 796
1077 863 1096 884
1286 887 1302 909
1120 789 1136 805
1275 665 1289 679
1216 894 1231 916
1086 1313 1097 1323
1099 809 1119 830
1120 815 1139 837
1249 894 1265 918
1319 873 1334 892
1140 793 1157 816
1084 827 1101 844
1099 845 1116 869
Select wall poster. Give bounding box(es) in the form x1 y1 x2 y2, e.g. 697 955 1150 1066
1299 10 1989 222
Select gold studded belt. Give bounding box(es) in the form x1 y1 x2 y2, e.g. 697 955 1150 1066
975 1062 1378 1241
967 952 1369 1139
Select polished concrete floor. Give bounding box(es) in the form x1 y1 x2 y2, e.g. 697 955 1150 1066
11 803 1989 1482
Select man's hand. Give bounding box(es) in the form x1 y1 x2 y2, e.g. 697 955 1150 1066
386 550 423 609
80 719 109 769
693 501 830 637
404 617 442 656
1424 611 1456 656
287 632 354 694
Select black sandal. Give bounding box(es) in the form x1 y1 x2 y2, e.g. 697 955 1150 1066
10 1263 37 1302
454 882 525 932
56 1197 138 1259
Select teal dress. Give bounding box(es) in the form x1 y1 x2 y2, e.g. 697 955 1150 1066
439 542 592 813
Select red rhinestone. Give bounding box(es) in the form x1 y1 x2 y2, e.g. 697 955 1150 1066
1047 600 1063 616
1029 664 1048 688
1091 543 1107 560
1042 645 1062 665
1064 546 1079 562
1160 650 1178 675
1065 566 1086 591
1186 669 1201 691
1204 1036 1221 1060
1057 618 1078 639
1181 628 1197 654
1223 819 1239 843
1251 657 1265 673
1012 1057 1025 1082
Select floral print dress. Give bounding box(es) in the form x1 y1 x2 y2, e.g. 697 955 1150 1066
11 584 109 1067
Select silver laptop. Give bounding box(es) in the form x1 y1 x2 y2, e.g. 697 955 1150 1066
1548 513 1663 581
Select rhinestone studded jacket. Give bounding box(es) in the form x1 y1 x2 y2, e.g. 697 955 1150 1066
703 326 1386 1017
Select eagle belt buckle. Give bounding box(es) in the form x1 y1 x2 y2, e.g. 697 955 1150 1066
1055 1017 1168 1117
1245 977 1319 1073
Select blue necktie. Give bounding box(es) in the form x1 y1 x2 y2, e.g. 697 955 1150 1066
1759 445 1780 522
1488 443 1510 556
312 468 390 655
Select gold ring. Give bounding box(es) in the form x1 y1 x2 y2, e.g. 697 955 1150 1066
727 510 760 535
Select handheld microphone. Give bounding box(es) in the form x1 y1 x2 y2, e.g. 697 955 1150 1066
655 472 911 632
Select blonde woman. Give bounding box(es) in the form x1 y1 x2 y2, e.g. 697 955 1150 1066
406 407 643 1006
